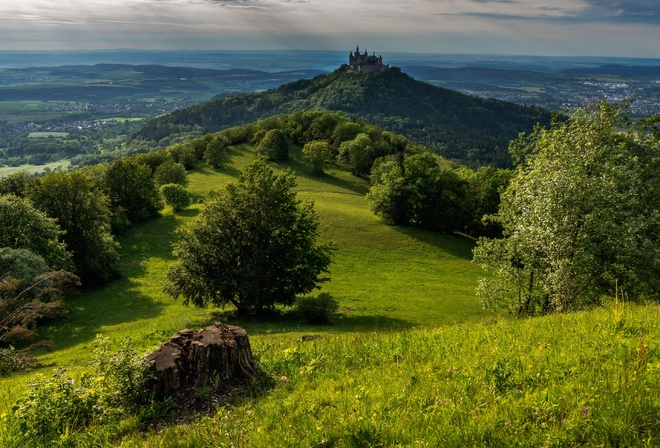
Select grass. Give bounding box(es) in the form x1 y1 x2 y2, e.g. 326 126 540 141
0 160 71 177
0 145 486 412
137 301 659 447
4 300 659 446
3 144 655 446
27 132 70 138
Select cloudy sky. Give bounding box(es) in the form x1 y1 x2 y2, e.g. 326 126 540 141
2 0 659 57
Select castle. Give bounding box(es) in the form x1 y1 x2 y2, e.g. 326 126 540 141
347 46 388 73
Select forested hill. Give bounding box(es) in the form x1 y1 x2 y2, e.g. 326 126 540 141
132 66 554 167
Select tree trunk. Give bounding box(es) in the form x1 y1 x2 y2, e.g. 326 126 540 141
146 322 257 398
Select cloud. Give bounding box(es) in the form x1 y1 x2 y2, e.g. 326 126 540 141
0 0 658 57
580 0 660 23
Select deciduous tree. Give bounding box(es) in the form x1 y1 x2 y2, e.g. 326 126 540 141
165 158 334 315
30 171 119 284
474 102 659 315
302 140 332 174
256 129 289 162
159 184 191 212
153 160 188 187
0 194 72 270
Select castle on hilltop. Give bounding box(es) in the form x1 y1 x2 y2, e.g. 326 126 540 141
347 46 388 73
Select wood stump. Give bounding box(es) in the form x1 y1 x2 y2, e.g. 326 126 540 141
146 322 257 398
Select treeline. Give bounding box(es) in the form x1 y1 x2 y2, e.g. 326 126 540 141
0 145 196 361
131 67 554 168
204 109 513 237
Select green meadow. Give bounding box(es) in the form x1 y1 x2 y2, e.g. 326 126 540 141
1 144 659 446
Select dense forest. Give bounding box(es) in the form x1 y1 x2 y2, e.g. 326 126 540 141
132 66 554 167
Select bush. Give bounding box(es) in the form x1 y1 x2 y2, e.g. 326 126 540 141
160 183 191 212
8 337 154 443
295 292 339 325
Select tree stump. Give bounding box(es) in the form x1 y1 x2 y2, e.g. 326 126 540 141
146 322 257 398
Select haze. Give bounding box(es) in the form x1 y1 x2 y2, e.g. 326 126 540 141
2 0 659 57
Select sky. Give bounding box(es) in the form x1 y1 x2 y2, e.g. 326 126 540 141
2 0 659 57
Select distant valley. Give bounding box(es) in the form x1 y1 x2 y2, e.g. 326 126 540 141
1 50 659 173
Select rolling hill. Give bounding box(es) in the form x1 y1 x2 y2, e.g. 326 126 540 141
133 66 554 167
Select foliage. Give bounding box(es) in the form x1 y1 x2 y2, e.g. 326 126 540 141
256 128 290 162
165 158 334 315
159 183 191 212
133 67 554 167
8 336 153 443
302 140 332 174
30 171 120 284
203 134 231 168
103 158 163 229
0 194 72 270
153 160 188 187
367 152 468 232
474 102 659 315
338 133 374 176
458 166 514 237
0 171 34 197
0 247 49 288
295 292 339 325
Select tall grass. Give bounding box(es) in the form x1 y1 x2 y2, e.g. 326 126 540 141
130 302 660 447
5 300 656 446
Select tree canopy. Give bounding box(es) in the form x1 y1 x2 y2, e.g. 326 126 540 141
165 158 334 315
474 102 659 315
29 171 119 284
0 194 72 271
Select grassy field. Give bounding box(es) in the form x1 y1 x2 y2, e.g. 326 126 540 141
116 301 660 447
0 144 486 412
2 145 657 446
0 160 71 177
27 131 70 138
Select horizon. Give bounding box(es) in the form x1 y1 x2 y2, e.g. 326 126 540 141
1 49 659 74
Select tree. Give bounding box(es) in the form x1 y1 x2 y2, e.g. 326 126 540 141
0 171 34 197
458 166 513 237
0 194 72 270
367 152 467 231
30 171 119 284
104 158 162 229
338 133 374 176
256 129 289 162
153 160 188 187
474 102 659 315
159 183 191 212
367 158 410 225
203 135 230 169
165 158 334 315
302 140 332 174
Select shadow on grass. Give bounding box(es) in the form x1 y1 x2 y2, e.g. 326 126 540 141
118 212 194 266
209 309 413 335
393 226 476 261
313 171 370 196
37 278 166 352
282 155 369 196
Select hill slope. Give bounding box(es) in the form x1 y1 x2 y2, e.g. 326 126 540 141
133 66 554 167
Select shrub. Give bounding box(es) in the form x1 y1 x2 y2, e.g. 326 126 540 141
160 183 191 212
8 337 154 442
295 292 339 325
